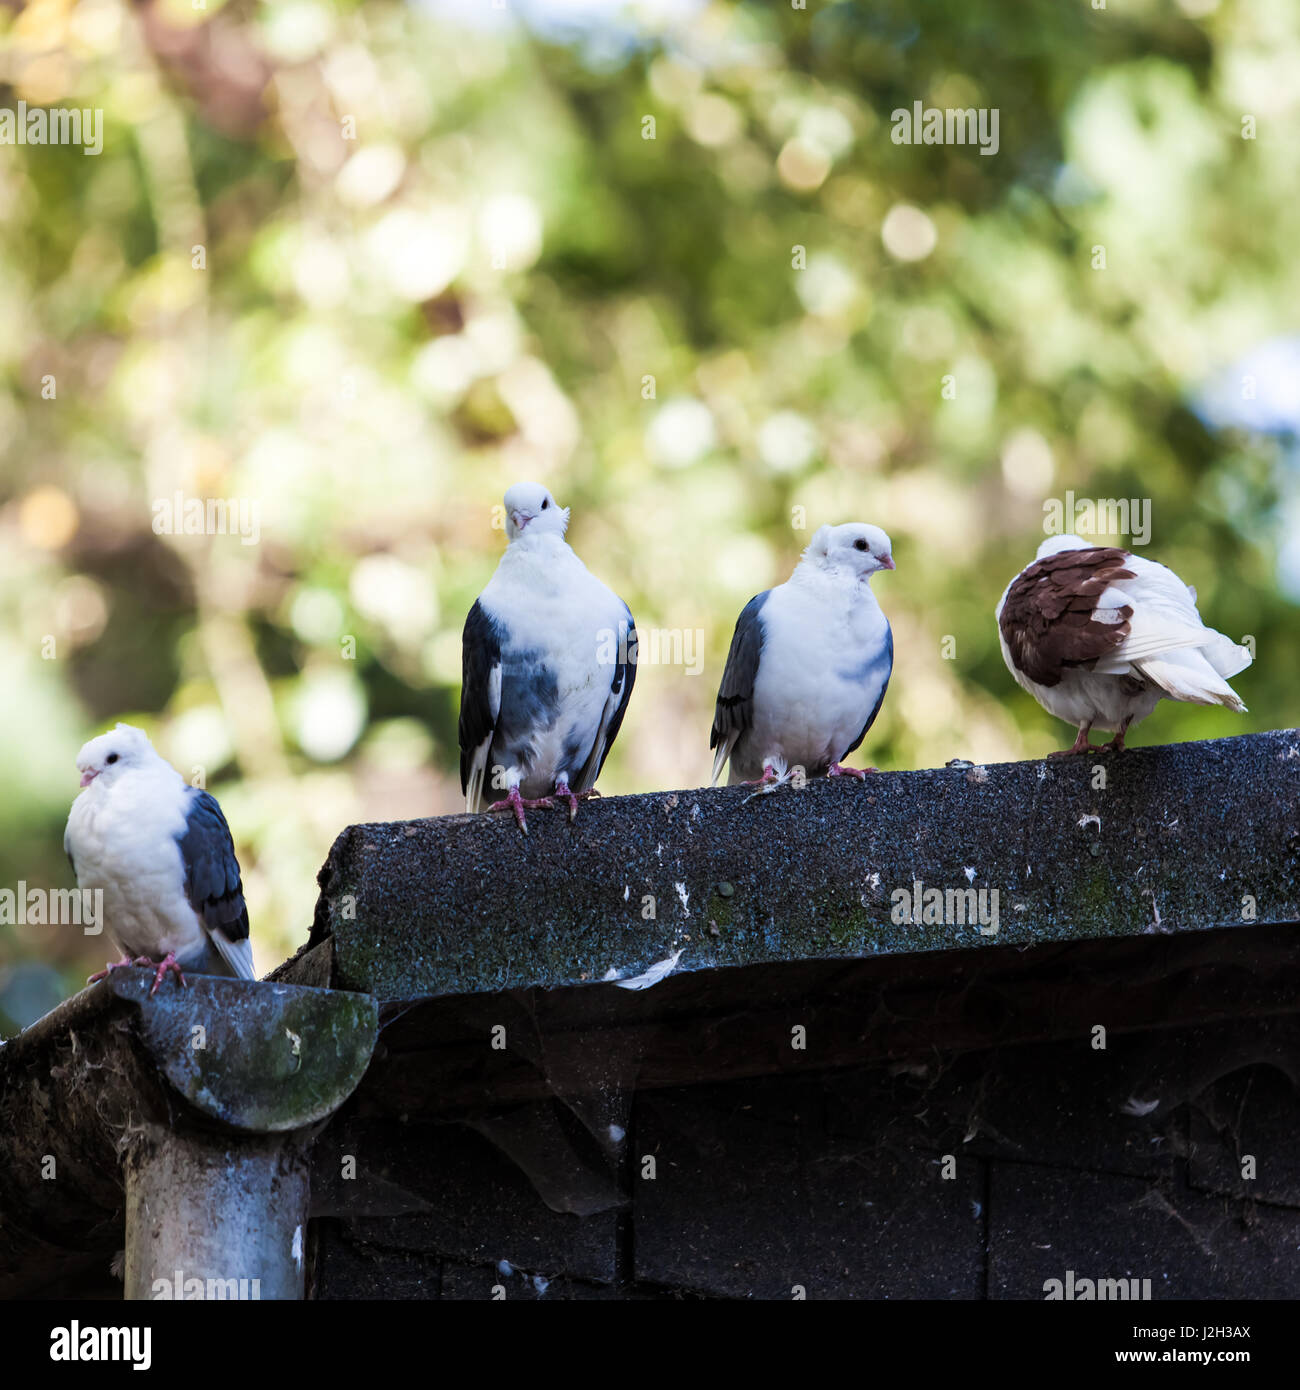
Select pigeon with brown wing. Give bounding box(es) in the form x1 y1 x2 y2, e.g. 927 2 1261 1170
997 534 1252 756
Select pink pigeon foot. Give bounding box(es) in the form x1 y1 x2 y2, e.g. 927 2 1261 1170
740 764 780 788
741 763 787 805
1049 722 1097 759
828 763 875 779
553 779 600 823
1098 717 1132 754
88 955 153 985
488 786 555 835
149 952 188 996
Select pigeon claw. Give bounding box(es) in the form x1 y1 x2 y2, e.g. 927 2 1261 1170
828 762 875 779
1049 723 1097 759
1098 717 1133 755
87 955 154 985
148 952 188 997
740 764 780 788
488 786 555 835
554 779 599 823
741 764 786 805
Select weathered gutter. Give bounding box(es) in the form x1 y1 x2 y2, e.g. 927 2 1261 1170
0 972 377 1298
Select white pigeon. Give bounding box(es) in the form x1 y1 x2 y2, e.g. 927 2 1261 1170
459 481 637 833
710 522 895 788
64 723 256 993
996 534 1252 756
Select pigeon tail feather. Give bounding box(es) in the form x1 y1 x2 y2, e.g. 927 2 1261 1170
207 929 257 980
1133 647 1248 712
710 733 737 787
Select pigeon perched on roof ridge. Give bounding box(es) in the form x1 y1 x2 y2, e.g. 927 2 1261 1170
459 481 637 834
710 521 895 790
996 532 1252 756
64 722 256 994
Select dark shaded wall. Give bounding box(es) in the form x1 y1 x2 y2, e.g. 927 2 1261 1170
308 1013 1300 1300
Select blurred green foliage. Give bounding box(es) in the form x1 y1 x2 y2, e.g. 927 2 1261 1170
1 0 1296 1029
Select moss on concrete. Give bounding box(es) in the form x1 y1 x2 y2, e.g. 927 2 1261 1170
297 730 1300 1001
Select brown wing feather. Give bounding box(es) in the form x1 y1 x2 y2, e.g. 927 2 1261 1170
1000 547 1136 687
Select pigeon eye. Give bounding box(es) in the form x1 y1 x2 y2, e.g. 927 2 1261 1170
854 538 869 552
106 753 119 764
542 499 549 509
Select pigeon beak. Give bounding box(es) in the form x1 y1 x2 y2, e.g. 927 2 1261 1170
80 770 97 787
512 510 531 533
879 555 896 570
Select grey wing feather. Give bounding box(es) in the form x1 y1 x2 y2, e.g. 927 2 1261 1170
709 591 769 784
843 624 893 759
459 598 503 812
178 788 255 979
575 607 638 791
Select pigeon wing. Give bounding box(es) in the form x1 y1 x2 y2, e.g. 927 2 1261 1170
1094 558 1251 708
178 788 255 980
842 623 893 758
459 598 503 812
574 606 638 791
710 591 769 785
998 547 1136 687
1094 556 1252 676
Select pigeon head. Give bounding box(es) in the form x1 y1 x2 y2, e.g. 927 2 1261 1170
75 723 157 789
803 522 896 580
503 482 569 541
1036 533 1105 560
